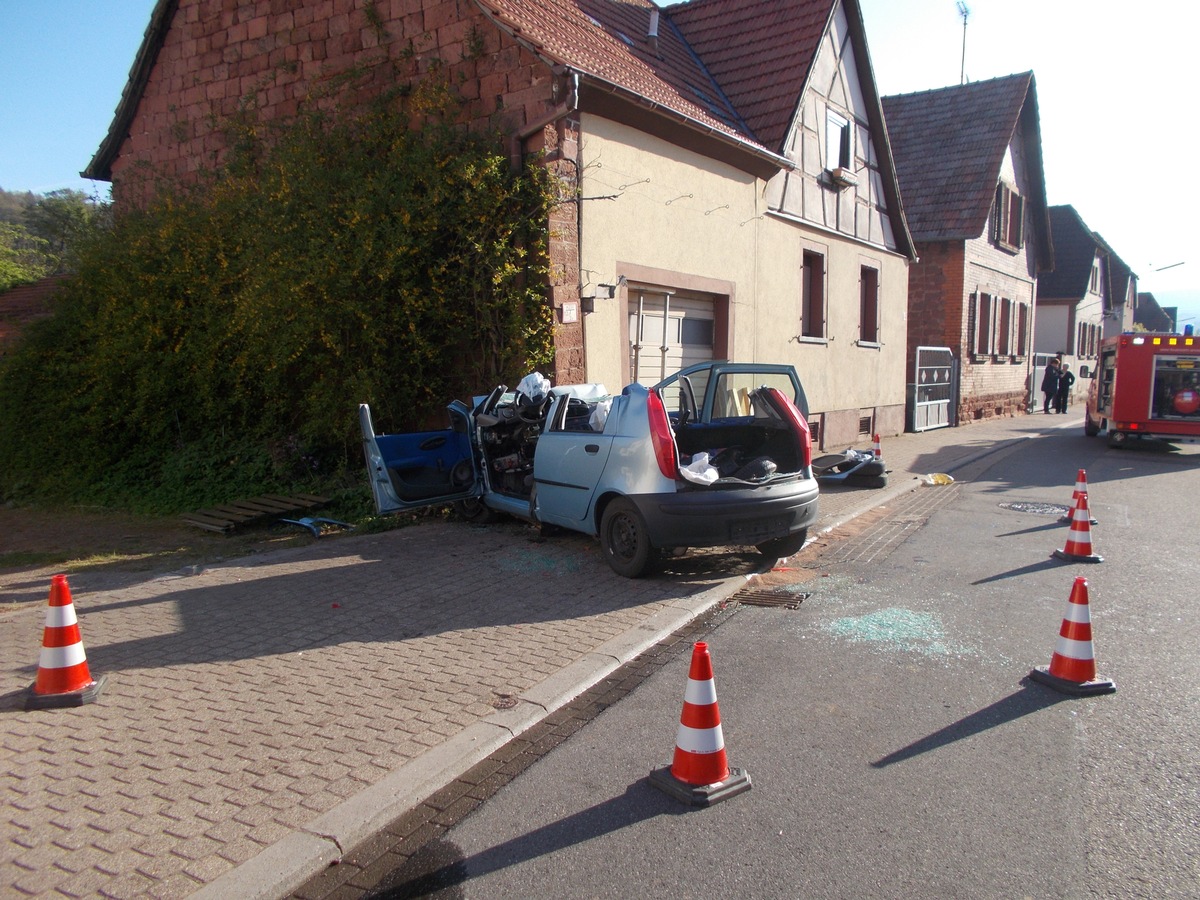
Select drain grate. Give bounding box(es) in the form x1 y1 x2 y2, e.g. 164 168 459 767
999 501 1072 517
734 588 812 609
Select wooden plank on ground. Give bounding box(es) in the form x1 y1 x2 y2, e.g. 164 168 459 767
181 493 333 534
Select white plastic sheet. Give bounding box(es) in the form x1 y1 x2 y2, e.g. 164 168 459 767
680 452 719 485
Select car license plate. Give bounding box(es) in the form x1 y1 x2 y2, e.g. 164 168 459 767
729 515 789 542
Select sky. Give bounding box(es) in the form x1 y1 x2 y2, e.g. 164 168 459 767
1 0 1196 327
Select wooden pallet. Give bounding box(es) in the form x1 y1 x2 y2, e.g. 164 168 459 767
180 493 330 534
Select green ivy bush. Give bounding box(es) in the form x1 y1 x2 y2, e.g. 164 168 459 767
0 76 557 512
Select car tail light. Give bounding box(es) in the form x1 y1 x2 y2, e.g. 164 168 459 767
647 389 680 479
764 387 813 468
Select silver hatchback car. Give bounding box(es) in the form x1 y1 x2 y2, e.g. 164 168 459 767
360 361 819 577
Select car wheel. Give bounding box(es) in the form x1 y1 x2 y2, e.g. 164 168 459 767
600 498 656 578
757 528 809 559
1107 430 1127 448
1084 416 1100 437
454 497 499 523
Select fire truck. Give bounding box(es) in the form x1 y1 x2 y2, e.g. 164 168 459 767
1085 331 1200 446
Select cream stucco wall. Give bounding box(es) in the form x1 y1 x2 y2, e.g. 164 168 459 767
577 114 910 445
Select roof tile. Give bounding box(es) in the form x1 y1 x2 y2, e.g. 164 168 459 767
882 73 1032 242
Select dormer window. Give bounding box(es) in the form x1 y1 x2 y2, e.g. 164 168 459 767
825 109 851 170
993 182 1024 252
825 109 855 187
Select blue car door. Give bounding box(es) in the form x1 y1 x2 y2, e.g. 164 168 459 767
359 402 478 514
532 394 615 524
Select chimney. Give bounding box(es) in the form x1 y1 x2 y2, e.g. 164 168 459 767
647 9 660 54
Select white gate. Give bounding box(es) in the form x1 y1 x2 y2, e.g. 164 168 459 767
628 290 714 385
910 346 956 431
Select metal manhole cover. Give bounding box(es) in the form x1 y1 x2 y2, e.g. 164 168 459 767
735 588 812 609
998 501 1072 516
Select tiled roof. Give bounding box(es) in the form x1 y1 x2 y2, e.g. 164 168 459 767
478 0 840 155
882 73 1034 242
669 0 833 153
1038 205 1097 300
475 0 758 146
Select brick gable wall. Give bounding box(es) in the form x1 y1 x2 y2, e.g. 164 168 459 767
110 0 585 382
113 0 559 194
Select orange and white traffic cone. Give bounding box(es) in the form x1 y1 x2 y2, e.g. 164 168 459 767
25 575 106 710
872 433 882 458
1030 576 1115 695
649 642 751 807
1052 492 1103 563
1058 468 1098 524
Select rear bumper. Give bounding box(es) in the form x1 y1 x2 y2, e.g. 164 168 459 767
628 478 820 548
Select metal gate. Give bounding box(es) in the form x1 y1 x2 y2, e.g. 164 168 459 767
910 346 956 432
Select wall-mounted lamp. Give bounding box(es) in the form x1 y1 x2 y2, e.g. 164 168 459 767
581 275 626 314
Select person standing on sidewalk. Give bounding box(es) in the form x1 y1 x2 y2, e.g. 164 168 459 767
1041 358 1061 413
1056 362 1076 413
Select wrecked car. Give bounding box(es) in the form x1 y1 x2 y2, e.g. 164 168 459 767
359 361 819 577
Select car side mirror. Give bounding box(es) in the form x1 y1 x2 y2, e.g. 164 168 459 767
1078 365 1091 378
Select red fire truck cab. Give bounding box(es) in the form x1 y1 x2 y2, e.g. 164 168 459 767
1085 332 1200 446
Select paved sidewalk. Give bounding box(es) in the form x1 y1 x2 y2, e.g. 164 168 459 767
1 414 1078 899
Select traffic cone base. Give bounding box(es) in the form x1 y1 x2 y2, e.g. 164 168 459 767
1052 547 1103 563
650 642 750 808
1029 666 1115 696
26 675 107 710
648 765 752 807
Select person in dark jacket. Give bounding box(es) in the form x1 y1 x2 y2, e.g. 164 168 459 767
1041 358 1061 413
1056 363 1076 413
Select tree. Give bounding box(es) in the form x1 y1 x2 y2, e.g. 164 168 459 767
0 222 49 292
0 187 37 227
22 189 108 274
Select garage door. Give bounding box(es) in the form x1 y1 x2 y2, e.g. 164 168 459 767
628 290 715 385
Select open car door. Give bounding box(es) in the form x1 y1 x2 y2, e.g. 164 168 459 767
359 402 479 514
655 361 808 423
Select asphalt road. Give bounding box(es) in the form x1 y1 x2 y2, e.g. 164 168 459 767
360 430 1200 899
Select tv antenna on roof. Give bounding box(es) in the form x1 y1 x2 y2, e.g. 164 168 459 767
956 2 970 84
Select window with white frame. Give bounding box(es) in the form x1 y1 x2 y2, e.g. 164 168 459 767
825 109 851 171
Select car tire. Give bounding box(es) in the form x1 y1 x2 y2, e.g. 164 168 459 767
757 528 809 559
1084 416 1100 437
600 498 657 578
454 498 499 523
